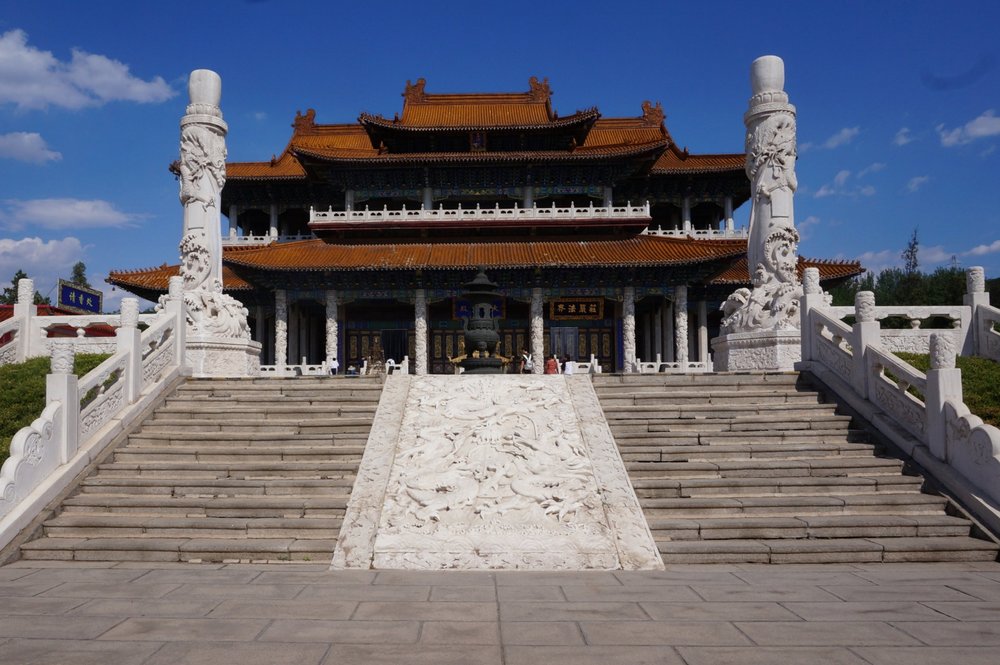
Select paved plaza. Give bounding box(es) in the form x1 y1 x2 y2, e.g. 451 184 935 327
2 561 1000 664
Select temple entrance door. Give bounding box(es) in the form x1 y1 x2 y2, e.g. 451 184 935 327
381 329 408 365
549 327 579 360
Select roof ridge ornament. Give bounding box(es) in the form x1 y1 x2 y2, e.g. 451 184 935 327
528 76 551 102
404 78 427 104
293 109 316 133
641 101 665 127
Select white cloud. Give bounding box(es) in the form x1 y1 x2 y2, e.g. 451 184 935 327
1 198 141 230
858 185 876 196
0 29 175 111
858 162 886 178
252 111 268 121
797 215 820 241
0 236 85 297
814 184 835 198
893 127 913 146
833 169 851 187
919 245 952 265
822 127 860 149
965 240 1000 256
937 110 1000 147
907 175 930 192
855 249 897 275
0 131 61 163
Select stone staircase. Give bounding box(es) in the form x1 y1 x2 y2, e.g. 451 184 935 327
19 377 382 563
595 373 999 564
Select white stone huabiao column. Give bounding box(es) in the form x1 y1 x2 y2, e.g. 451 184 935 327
325 290 338 370
176 69 260 377
713 55 803 372
269 204 278 238
414 289 428 375
345 190 355 211
681 197 692 232
530 287 544 374
275 289 288 370
674 285 688 367
603 186 613 207
422 187 433 210
228 205 238 237
724 196 734 233
623 286 636 373
523 186 534 208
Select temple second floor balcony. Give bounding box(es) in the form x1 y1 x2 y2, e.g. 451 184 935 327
308 201 652 238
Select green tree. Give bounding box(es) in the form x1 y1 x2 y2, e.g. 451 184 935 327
0 270 49 305
70 261 91 288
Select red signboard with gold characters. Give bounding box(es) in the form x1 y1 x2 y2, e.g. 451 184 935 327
550 297 604 320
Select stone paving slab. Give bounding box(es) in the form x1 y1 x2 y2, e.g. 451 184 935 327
2 560 1000 663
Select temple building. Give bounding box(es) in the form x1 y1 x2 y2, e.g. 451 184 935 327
109 78 860 373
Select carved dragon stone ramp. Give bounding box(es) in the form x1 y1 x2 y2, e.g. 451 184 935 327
332 375 663 570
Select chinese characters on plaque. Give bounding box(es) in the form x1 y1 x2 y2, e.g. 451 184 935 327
550 298 604 320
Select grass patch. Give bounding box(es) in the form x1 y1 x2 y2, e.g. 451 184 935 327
896 352 1000 428
0 354 109 464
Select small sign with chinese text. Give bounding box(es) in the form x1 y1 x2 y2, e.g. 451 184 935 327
454 297 505 320
58 280 103 314
550 297 604 320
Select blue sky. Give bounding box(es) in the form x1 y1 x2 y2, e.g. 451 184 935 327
1 1 998 309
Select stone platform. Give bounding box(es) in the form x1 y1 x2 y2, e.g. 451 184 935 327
333 375 661 570
3 560 1000 664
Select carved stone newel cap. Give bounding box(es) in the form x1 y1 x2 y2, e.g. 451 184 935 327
930 333 956 370
855 291 876 323
751 55 785 95
17 278 33 305
967 266 985 294
188 69 221 106
51 344 75 375
803 268 821 295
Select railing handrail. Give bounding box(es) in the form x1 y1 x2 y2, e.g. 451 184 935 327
310 200 651 224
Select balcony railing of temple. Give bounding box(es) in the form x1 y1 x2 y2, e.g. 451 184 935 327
308 201 651 233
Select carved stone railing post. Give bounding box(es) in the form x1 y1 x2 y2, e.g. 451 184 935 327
964 266 991 357
799 268 822 362
852 291 880 399
530 287 544 375
414 289 427 375
47 345 79 464
926 333 963 460
14 278 37 361
623 286 636 373
117 298 142 403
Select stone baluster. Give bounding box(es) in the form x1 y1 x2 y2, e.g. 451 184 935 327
15 278 36 360
964 266 990 357
926 332 962 460
852 291 880 399
799 268 822 362
48 344 79 464
118 298 142 402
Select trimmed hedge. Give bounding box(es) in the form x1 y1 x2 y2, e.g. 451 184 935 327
0 354 109 463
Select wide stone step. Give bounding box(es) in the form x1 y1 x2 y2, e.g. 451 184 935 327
79 476 355 496
619 441 880 462
592 373 801 388
626 457 904 479
60 495 347 518
154 404 377 417
610 429 868 445
607 415 853 433
96 461 358 479
594 388 821 403
600 403 837 418
648 514 975 541
656 536 998 564
632 474 923 498
639 493 950 518
19 536 337 562
112 445 365 463
126 432 369 446
43 514 342 539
